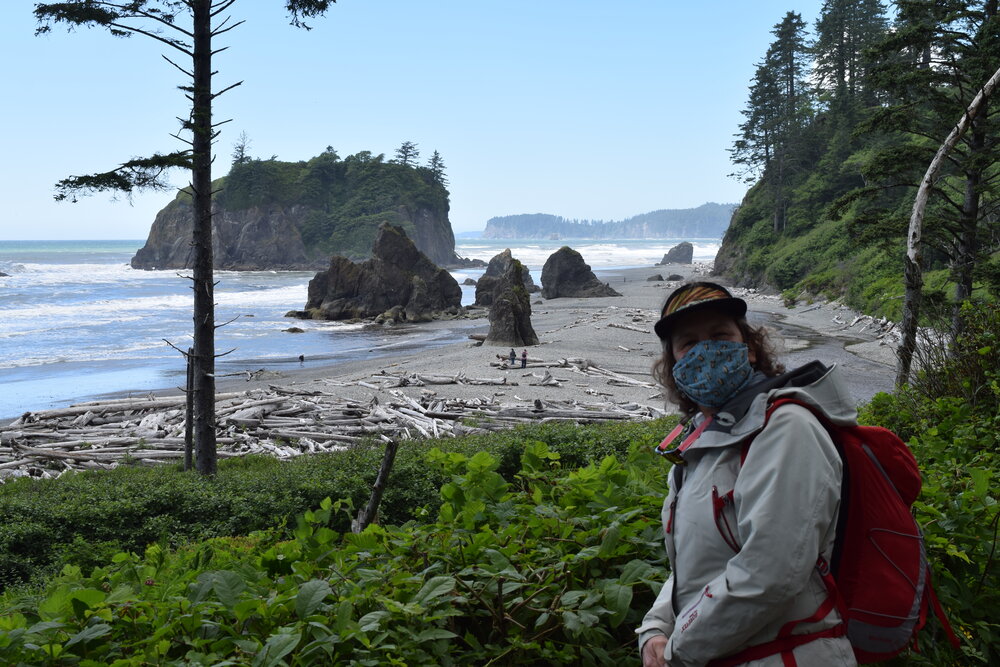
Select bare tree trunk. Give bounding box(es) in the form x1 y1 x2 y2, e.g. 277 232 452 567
192 0 217 475
185 347 194 471
353 440 400 533
896 64 1000 386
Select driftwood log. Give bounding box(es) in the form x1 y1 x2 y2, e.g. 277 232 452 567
0 359 664 484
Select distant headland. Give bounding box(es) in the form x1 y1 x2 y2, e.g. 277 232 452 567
481 203 736 240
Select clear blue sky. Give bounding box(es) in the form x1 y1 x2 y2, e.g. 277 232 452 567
1 1 824 239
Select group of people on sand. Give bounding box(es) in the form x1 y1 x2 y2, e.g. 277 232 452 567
508 348 527 369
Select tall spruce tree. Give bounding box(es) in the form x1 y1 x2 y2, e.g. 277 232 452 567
813 0 889 106
34 0 339 475
731 12 812 233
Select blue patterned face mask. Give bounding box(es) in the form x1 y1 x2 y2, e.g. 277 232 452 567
672 339 753 408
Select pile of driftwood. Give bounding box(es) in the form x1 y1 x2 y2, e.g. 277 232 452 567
0 373 664 483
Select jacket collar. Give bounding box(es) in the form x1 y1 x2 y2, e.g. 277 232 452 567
687 361 834 451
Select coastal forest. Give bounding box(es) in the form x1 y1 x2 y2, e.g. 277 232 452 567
716 0 999 327
483 203 735 239
0 1 997 665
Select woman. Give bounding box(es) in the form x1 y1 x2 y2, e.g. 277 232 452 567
637 282 857 667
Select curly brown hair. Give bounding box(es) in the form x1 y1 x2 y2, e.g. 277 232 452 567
652 317 785 416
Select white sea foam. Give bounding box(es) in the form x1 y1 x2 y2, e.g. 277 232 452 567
455 240 720 268
0 339 173 370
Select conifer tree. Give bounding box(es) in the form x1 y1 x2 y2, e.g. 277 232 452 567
394 141 419 166
427 150 448 185
34 0 339 475
731 11 812 233
813 0 889 106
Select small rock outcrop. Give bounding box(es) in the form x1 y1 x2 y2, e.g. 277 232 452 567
667 273 684 281
462 278 477 286
658 242 694 265
475 249 539 306
296 223 461 322
540 247 621 299
647 274 664 281
485 258 539 346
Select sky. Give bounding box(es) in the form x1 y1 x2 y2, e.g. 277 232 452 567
1 1 825 240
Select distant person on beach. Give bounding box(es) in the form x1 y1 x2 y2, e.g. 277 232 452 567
509 348 516 366
638 282 857 667
521 349 527 368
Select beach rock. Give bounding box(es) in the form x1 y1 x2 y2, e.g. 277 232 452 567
299 223 461 322
667 273 684 281
0 271 8 277
463 278 477 286
475 248 539 306
283 327 305 333
485 258 539 346
647 274 664 281
658 242 694 265
540 246 622 299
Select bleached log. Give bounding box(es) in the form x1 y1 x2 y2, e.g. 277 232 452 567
268 430 363 444
414 374 459 385
608 322 649 334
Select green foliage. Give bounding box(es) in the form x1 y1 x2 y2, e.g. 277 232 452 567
0 419 672 594
859 300 999 665
0 442 672 665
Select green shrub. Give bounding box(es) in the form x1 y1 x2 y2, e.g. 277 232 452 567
860 300 999 665
0 419 673 592
0 442 672 665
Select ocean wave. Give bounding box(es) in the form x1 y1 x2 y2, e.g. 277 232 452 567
455 240 720 269
0 339 174 370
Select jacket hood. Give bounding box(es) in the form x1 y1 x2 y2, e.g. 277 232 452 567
690 361 858 452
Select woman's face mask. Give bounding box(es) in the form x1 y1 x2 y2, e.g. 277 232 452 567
671 339 753 408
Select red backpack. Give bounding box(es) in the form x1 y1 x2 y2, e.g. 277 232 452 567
711 398 960 666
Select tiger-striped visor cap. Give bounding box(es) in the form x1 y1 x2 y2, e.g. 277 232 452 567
653 282 747 341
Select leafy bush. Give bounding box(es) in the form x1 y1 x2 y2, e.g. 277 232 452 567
860 300 999 665
0 419 672 592
0 442 671 665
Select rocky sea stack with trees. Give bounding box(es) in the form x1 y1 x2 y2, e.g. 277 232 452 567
131 145 463 270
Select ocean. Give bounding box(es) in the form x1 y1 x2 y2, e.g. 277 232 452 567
0 238 719 419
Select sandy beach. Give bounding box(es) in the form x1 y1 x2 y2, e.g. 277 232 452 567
211 263 899 415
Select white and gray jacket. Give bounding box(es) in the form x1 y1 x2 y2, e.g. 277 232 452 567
637 362 859 667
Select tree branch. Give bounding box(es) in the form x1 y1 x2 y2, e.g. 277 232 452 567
212 81 242 99
161 54 193 78
53 151 192 201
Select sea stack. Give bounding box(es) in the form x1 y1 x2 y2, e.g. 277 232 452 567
485 256 539 346
540 246 621 299
475 248 539 306
295 223 461 322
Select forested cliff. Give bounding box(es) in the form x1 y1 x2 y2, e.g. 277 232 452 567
483 203 734 239
131 147 459 270
716 0 999 321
